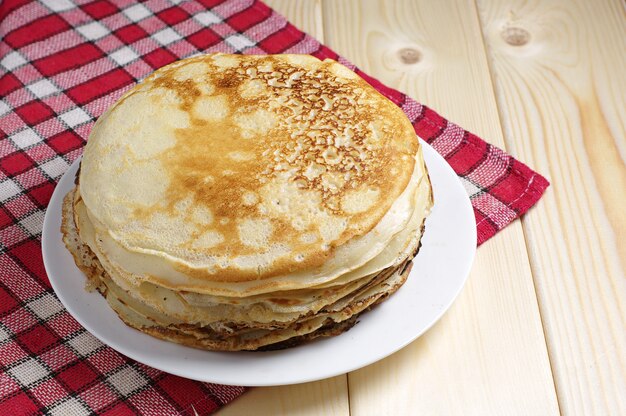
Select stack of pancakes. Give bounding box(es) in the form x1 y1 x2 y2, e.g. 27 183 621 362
61 54 433 351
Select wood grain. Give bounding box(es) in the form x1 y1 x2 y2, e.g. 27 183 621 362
216 2 347 414
321 1 559 414
217 376 350 416
476 0 626 414
265 0 325 41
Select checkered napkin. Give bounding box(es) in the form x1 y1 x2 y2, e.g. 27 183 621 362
0 0 549 414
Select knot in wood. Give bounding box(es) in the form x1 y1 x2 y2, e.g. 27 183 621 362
397 48 421 64
501 27 530 46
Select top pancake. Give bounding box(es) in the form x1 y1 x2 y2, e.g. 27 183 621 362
79 54 420 283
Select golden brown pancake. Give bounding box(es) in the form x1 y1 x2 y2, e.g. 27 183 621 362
62 53 433 351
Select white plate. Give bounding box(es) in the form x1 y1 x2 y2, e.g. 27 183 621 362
42 140 475 386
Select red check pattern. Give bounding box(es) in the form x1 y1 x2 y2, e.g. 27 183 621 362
0 0 549 414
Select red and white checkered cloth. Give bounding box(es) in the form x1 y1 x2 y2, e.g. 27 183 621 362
0 0 549 414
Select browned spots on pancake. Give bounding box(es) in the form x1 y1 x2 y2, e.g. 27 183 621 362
152 76 201 111
166 118 259 218
214 75 243 89
149 55 409 215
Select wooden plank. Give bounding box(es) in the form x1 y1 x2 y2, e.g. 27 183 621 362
265 0 325 41
217 376 350 416
216 2 350 415
321 1 560 414
475 0 626 414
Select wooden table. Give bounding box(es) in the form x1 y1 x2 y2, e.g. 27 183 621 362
219 1 626 414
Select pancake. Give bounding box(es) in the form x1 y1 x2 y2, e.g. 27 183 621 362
81 148 424 297
62 195 412 350
79 53 420 290
65 182 426 326
61 53 433 351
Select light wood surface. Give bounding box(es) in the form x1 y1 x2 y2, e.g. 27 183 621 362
477 0 626 414
219 0 625 414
